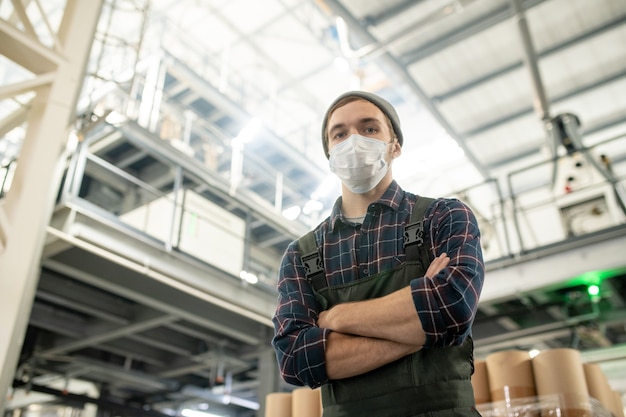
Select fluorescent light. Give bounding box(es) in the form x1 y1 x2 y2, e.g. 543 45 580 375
333 56 350 72
311 175 340 201
181 409 225 417
234 117 262 145
303 199 324 215
282 205 301 220
239 271 258 284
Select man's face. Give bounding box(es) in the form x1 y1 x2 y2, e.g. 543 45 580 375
326 99 392 152
326 99 401 164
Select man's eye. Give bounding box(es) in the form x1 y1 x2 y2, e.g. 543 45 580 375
364 127 377 134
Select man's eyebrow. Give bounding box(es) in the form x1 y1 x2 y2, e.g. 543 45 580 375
359 117 382 125
329 118 382 133
328 122 345 133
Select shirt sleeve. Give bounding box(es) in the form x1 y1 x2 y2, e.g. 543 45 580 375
271 240 330 387
410 198 485 347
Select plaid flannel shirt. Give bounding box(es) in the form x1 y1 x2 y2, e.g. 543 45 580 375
271 181 485 387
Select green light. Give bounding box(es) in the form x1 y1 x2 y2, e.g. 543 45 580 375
587 285 600 297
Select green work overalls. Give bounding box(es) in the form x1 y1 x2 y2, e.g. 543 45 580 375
298 197 479 417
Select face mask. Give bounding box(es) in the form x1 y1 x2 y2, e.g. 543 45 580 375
329 134 390 194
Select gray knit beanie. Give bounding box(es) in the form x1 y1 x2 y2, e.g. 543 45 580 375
321 90 403 158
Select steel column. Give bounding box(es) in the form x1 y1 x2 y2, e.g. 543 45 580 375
0 0 103 412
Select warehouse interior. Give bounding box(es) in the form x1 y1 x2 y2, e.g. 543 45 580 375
1 0 626 416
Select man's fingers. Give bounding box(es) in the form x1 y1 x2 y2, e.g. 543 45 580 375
425 253 450 278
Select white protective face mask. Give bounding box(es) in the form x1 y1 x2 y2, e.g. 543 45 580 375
329 134 390 194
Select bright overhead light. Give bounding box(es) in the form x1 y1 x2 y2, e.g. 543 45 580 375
333 56 350 72
311 175 340 201
282 205 301 220
181 409 224 417
239 271 258 284
303 199 324 214
234 117 262 145
104 110 126 125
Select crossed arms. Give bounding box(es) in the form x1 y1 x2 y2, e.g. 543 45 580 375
317 253 450 380
272 198 485 387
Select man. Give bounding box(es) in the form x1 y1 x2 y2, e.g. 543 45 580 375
272 90 484 416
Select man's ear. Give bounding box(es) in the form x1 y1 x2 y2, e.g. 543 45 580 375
391 138 402 158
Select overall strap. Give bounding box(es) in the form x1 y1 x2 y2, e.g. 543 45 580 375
298 230 326 290
404 196 435 271
299 196 436 284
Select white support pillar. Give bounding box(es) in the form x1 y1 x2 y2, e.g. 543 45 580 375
0 0 103 412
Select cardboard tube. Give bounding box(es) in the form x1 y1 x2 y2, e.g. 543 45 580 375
532 349 591 417
292 387 322 417
472 360 491 404
486 350 536 402
609 390 625 417
582 363 614 413
265 392 292 417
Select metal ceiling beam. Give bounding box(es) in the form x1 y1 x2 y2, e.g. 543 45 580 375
164 322 242 351
37 309 177 356
484 115 626 171
434 15 626 103
88 340 170 367
41 233 269 346
127 331 195 357
164 59 327 196
362 0 428 26
63 357 178 391
38 271 133 324
115 120 309 239
0 18 61 73
510 0 550 123
474 328 573 355
357 0 487 61
400 0 546 66
126 332 192 356
29 303 85 338
153 350 250 379
483 226 626 302
12 381 172 417
0 1 103 413
321 0 490 179
0 101 30 138
463 68 626 137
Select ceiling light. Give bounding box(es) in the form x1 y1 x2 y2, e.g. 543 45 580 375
104 110 126 125
333 56 350 72
181 409 225 417
311 175 339 200
282 205 301 220
303 199 324 214
233 117 262 145
239 271 258 284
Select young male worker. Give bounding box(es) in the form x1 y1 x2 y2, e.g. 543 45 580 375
272 90 485 417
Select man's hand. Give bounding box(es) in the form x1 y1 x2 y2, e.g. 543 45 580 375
425 252 450 278
316 252 451 340
317 252 451 379
318 309 331 329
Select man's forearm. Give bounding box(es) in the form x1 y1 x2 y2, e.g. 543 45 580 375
319 286 426 346
324 331 420 380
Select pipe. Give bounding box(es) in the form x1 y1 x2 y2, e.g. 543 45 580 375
509 0 551 122
11 381 171 417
